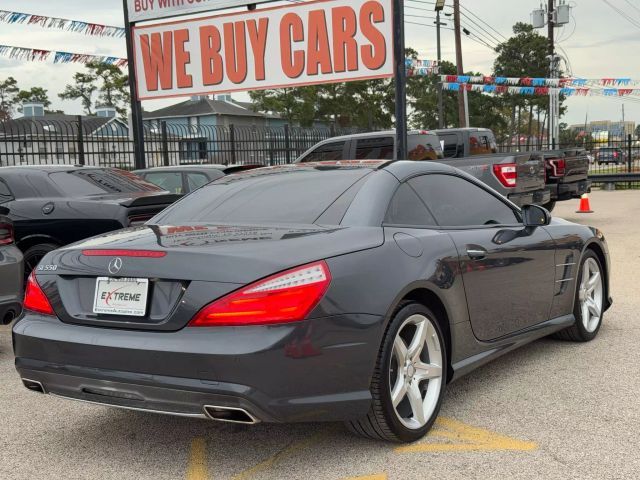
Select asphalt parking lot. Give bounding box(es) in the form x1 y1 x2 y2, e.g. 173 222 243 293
1 189 639 480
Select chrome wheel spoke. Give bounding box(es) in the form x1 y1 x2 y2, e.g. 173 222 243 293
413 361 442 382
407 383 426 425
407 319 427 361
393 336 408 366
391 377 408 408
587 271 600 293
586 298 601 318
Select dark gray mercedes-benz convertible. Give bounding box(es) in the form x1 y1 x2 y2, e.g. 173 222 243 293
13 160 611 442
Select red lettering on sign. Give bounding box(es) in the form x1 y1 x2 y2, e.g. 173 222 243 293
174 29 193 88
332 7 358 73
224 22 248 84
360 1 386 70
307 10 332 75
280 13 305 78
200 25 223 85
247 18 269 81
140 31 174 91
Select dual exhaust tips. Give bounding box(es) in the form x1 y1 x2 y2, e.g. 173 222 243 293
20 378 259 425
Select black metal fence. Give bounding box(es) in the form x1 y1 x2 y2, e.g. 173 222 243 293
1 116 639 189
498 135 640 189
0 116 363 169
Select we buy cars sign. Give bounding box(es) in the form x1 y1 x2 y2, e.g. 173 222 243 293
132 0 394 100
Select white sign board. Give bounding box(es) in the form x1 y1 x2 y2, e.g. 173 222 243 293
132 0 394 100
128 0 261 23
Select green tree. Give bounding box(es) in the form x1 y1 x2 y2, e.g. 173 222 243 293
0 77 19 120
635 124 640 139
17 87 52 111
59 72 98 115
249 87 318 126
59 61 130 117
493 22 550 142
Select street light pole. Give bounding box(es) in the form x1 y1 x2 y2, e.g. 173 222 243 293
122 0 146 169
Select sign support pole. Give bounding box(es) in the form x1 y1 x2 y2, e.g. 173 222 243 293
123 0 146 170
393 0 407 160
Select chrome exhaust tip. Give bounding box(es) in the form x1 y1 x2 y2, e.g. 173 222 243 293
203 405 259 424
22 378 46 394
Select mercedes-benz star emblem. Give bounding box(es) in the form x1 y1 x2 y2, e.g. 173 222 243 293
108 257 123 275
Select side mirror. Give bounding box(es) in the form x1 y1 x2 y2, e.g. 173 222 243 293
522 204 551 227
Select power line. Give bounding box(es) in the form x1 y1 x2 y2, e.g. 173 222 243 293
459 10 504 46
621 0 640 14
459 2 507 41
600 0 640 29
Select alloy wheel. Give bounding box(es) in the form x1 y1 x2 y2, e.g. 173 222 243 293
389 314 443 430
578 257 603 333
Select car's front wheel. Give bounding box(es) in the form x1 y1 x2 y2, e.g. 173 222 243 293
555 250 605 342
346 302 447 442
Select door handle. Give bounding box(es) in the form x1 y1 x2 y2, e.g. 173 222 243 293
466 246 488 260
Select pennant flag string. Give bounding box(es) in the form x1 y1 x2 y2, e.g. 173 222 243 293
405 58 440 76
442 82 640 97
0 45 127 67
441 75 639 87
0 10 125 38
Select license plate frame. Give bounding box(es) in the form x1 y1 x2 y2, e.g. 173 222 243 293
93 277 149 317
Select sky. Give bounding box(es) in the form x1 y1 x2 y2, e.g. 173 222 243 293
1 0 639 126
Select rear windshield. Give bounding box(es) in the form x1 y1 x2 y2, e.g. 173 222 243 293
49 169 163 196
152 167 370 225
408 134 444 160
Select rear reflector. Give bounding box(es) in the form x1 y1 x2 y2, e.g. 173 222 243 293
82 249 166 258
493 163 517 188
0 222 14 246
24 272 54 316
189 261 331 327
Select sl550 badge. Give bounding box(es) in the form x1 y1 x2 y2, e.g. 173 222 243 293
37 264 58 271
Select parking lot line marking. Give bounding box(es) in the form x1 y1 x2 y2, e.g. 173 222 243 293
395 417 538 453
186 437 208 480
232 431 326 480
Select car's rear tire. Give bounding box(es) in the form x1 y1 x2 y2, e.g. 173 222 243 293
345 302 447 442
554 250 605 342
23 243 59 282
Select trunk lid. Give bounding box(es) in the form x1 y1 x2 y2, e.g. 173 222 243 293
37 223 383 331
513 153 546 193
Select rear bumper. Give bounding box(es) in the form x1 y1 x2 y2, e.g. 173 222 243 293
13 312 383 423
508 189 550 207
547 179 591 201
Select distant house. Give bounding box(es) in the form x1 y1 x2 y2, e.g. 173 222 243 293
143 95 293 164
0 104 179 168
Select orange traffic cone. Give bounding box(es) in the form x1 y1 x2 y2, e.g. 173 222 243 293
576 194 593 213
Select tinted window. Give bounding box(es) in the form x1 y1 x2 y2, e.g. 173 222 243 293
355 137 394 160
385 183 437 226
408 134 444 160
50 169 163 196
409 174 520 226
439 133 459 158
153 167 370 225
298 141 346 162
145 172 184 194
187 173 210 191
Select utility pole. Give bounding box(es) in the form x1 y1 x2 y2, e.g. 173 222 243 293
547 0 556 149
453 0 468 128
435 0 446 128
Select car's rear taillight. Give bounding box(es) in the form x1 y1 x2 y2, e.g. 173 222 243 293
0 222 14 246
24 272 55 316
189 261 331 327
548 158 566 177
613 151 618 158
493 163 517 188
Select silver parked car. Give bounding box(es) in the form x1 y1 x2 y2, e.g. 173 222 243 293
0 206 23 324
